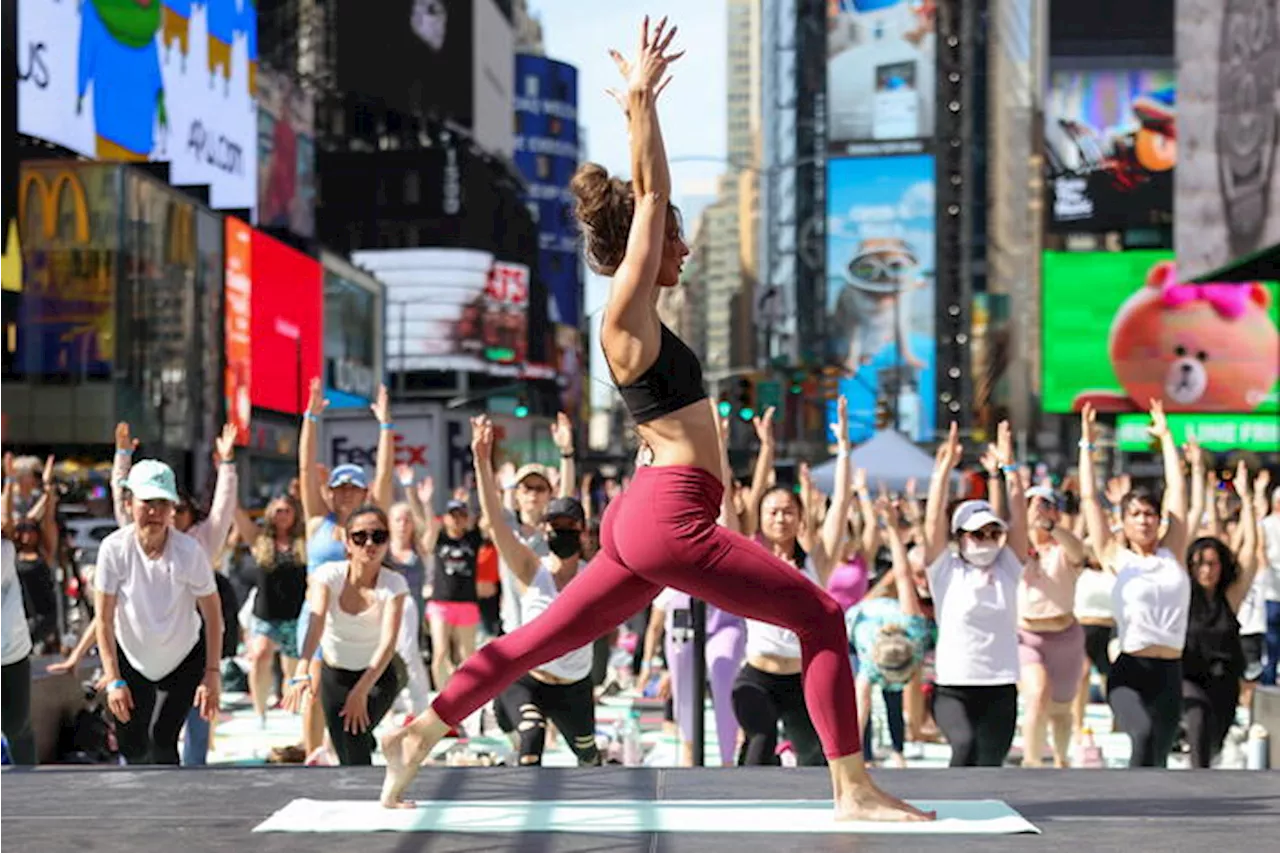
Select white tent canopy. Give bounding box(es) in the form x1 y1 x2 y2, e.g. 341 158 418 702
809 430 955 495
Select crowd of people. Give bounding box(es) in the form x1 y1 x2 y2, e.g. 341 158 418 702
0 16 1277 825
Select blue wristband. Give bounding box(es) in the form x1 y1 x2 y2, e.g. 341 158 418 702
1000 464 1018 474
380 422 395 431
304 413 318 423
107 679 127 691
115 449 133 457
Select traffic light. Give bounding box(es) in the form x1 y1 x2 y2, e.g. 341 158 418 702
790 370 806 395
875 397 893 430
820 366 841 400
717 395 732 419
514 397 529 418
735 377 756 422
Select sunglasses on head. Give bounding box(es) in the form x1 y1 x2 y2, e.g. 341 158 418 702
965 527 1005 542
349 529 390 547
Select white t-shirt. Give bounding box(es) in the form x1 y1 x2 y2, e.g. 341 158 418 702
312 561 409 671
1111 547 1191 654
1261 515 1280 603
1 539 33 666
1238 569 1268 636
1074 567 1116 621
518 558 593 682
94 526 217 681
499 508 548 633
928 547 1024 686
745 557 821 660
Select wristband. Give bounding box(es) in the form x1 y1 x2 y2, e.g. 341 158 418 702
219 459 234 466
115 448 133 457
107 679 127 691
289 675 311 684
304 413 318 423
380 422 396 431
560 451 576 459
206 667 221 673
1078 440 1096 451
1000 464 1018 474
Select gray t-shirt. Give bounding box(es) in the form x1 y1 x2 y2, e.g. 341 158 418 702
499 508 548 633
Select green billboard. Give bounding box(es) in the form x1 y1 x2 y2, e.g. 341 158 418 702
1115 414 1279 453
1041 251 1279 415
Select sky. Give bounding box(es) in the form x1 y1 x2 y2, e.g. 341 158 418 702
530 1 729 408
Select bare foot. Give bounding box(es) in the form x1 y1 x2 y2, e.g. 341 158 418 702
836 781 936 823
887 752 907 769
379 728 426 809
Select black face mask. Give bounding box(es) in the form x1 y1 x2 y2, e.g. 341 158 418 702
547 528 582 559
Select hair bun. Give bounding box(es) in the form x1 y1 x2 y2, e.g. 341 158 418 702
570 162 633 274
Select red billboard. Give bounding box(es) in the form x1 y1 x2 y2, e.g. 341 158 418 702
224 218 254 444
249 230 323 415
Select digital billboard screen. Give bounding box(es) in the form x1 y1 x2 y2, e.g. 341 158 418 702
827 0 936 152
1044 69 1176 232
18 0 259 211
825 154 937 443
257 66 315 239
336 0 473 126
324 256 382 409
249 229 322 416
1041 250 1279 415
224 218 252 443
514 53 581 328
1176 0 1280 276
356 247 529 374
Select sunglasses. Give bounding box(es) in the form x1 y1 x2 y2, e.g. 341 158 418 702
965 527 1005 543
349 529 390 547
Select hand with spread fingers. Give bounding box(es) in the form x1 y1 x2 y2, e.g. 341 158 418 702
605 15 684 113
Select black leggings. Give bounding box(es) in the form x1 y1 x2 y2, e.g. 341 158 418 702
116 640 206 765
732 663 825 767
319 663 400 765
1182 674 1239 769
498 673 600 766
1083 624 1114 680
933 684 1018 767
1 655 36 765
862 687 905 762
1107 654 1182 768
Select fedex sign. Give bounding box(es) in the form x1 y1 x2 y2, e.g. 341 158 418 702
330 431 429 468
321 408 440 497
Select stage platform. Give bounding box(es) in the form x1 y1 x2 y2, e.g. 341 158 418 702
3 765 1278 852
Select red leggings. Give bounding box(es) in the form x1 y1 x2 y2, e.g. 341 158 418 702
431 465 860 758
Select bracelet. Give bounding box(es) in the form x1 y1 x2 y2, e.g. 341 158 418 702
987 471 1002 479
560 451 576 459
220 459 234 466
107 679 127 691
205 666 221 673
304 413 318 423
1000 464 1018 474
1078 440 1096 451
289 675 311 684
380 422 396 431
115 448 133 457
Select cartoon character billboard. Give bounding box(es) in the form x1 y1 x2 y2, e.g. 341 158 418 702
1041 250 1279 415
18 0 258 212
1044 69 1176 232
826 154 937 444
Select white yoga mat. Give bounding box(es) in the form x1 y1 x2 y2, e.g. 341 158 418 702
254 798 1040 835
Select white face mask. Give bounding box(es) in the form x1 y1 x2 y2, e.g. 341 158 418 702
961 541 1001 568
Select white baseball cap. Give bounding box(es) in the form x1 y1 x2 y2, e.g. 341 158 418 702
951 500 1008 534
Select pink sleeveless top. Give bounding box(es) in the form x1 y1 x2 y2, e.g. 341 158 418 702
1018 543 1079 621
826 556 869 611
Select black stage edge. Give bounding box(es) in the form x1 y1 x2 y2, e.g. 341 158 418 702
3 766 1279 852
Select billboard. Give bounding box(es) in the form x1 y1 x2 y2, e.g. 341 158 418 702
16 162 120 377
224 218 253 444
826 0 936 152
474 0 514 157
1116 413 1279 453
1044 69 1176 232
360 247 529 374
548 323 585 420
249 230 322 415
257 66 315 238
1041 250 1279 414
825 154 937 443
1176 0 1280 276
18 0 259 211
337 0 473 126
323 253 384 409
513 54 581 328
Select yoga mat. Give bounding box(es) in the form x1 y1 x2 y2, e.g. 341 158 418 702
254 798 1040 835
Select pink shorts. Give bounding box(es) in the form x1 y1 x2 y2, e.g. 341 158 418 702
427 600 480 628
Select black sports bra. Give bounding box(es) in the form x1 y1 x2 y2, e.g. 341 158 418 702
609 324 708 425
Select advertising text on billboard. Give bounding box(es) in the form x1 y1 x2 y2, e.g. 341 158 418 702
825 154 937 443
1044 69 1176 232
18 0 259 211
1041 250 1279 414
257 66 315 238
1176 0 1280 275
827 0 936 152
224 218 252 444
1115 413 1279 453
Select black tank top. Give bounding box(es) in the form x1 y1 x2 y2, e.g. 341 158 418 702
1183 591 1245 681
611 324 708 424
432 530 482 603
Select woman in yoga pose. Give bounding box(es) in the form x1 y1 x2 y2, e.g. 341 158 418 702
380 17 931 821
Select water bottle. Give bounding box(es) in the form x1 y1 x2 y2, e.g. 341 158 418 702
1075 727 1104 768
621 710 642 767
1246 724 1270 770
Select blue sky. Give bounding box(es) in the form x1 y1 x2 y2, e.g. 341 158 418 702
530 1 728 407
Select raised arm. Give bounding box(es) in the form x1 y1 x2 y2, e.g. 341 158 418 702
816 397 853 582
993 421 1029 560
471 416 540 587
1150 400 1187 557
551 413 577 499
743 407 777 537
39 455 60 558
609 16 679 198
980 444 1005 521
1 454 13 538
201 424 241 557
299 379 329 522
370 386 395 511
1226 462 1259 613
924 422 960 566
883 500 923 618
852 468 880 562
1185 436 1207 539
714 407 740 533
1077 403 1116 567
111 422 138 528
415 477 442 557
